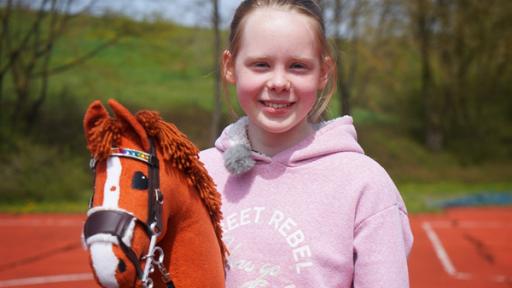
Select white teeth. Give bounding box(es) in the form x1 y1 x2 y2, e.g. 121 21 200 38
263 102 292 109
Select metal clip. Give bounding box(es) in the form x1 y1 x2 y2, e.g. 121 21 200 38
144 278 154 288
141 229 159 287
152 247 173 286
89 158 97 170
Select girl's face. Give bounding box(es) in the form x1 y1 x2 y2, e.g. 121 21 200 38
224 7 329 139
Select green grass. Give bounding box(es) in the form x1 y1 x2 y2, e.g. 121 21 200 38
398 181 512 213
46 19 222 112
354 114 512 213
4 181 510 214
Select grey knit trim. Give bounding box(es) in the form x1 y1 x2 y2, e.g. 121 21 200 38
222 117 332 174
222 117 256 175
224 144 255 175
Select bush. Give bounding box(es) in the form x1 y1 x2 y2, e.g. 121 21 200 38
0 134 90 203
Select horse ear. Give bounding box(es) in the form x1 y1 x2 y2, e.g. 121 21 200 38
83 100 109 144
107 99 151 151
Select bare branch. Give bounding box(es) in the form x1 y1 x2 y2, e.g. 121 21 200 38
0 0 49 74
31 34 121 77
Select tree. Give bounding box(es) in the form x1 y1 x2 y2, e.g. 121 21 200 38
407 0 512 154
0 0 120 132
409 0 442 151
328 0 368 116
210 0 222 144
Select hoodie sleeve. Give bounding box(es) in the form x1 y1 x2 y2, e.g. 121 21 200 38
353 204 412 287
351 158 413 288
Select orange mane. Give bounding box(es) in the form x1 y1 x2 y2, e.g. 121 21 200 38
85 110 227 264
86 117 123 162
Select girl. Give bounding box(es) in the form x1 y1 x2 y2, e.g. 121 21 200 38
200 0 413 287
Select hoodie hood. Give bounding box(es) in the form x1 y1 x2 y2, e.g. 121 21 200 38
215 116 364 174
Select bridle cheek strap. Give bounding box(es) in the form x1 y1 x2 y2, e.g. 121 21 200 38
147 139 163 233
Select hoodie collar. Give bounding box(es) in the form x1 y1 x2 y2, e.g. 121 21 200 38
215 116 364 174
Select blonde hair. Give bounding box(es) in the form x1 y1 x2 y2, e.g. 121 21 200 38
223 0 337 122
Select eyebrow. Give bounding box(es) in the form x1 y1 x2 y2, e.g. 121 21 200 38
244 55 316 64
289 56 316 64
244 56 269 62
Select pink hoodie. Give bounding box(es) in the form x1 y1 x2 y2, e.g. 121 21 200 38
200 116 413 287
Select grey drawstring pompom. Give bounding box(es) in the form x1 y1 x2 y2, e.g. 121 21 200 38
223 144 255 175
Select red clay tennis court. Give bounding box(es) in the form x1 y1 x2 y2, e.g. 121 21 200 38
409 206 512 288
0 206 510 287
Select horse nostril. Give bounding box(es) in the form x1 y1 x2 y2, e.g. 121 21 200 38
118 259 126 272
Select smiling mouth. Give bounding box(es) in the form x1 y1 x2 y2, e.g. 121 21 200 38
260 101 293 109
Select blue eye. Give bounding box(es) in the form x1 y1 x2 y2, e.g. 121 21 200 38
291 63 306 69
254 62 269 68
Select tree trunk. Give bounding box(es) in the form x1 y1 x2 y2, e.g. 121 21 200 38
416 0 443 151
210 0 222 144
26 43 52 131
2 0 120 131
333 0 352 116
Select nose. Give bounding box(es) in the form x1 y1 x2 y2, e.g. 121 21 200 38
266 70 290 92
118 259 126 272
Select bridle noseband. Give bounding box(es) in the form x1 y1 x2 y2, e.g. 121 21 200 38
83 139 175 288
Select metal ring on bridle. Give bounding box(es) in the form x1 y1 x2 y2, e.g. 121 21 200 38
156 188 163 204
153 246 165 264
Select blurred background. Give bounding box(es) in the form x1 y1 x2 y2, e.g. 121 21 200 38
0 0 511 213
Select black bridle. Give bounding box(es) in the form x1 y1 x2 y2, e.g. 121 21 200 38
83 139 175 288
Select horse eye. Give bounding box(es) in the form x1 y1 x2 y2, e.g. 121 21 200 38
132 171 148 190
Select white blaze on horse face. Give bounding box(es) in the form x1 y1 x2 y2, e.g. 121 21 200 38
91 243 120 288
89 157 122 287
103 157 122 208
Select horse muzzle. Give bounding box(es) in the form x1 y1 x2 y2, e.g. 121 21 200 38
83 208 142 288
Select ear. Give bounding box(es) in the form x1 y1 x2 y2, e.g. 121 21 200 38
222 50 236 84
83 100 109 145
319 56 334 90
108 99 151 151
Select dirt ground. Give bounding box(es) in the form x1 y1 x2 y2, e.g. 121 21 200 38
0 206 510 287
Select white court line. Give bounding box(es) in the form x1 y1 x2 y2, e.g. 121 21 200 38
0 273 93 287
427 220 512 229
421 222 471 280
0 219 82 227
423 220 512 283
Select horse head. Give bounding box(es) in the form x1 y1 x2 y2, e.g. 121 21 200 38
82 99 226 288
